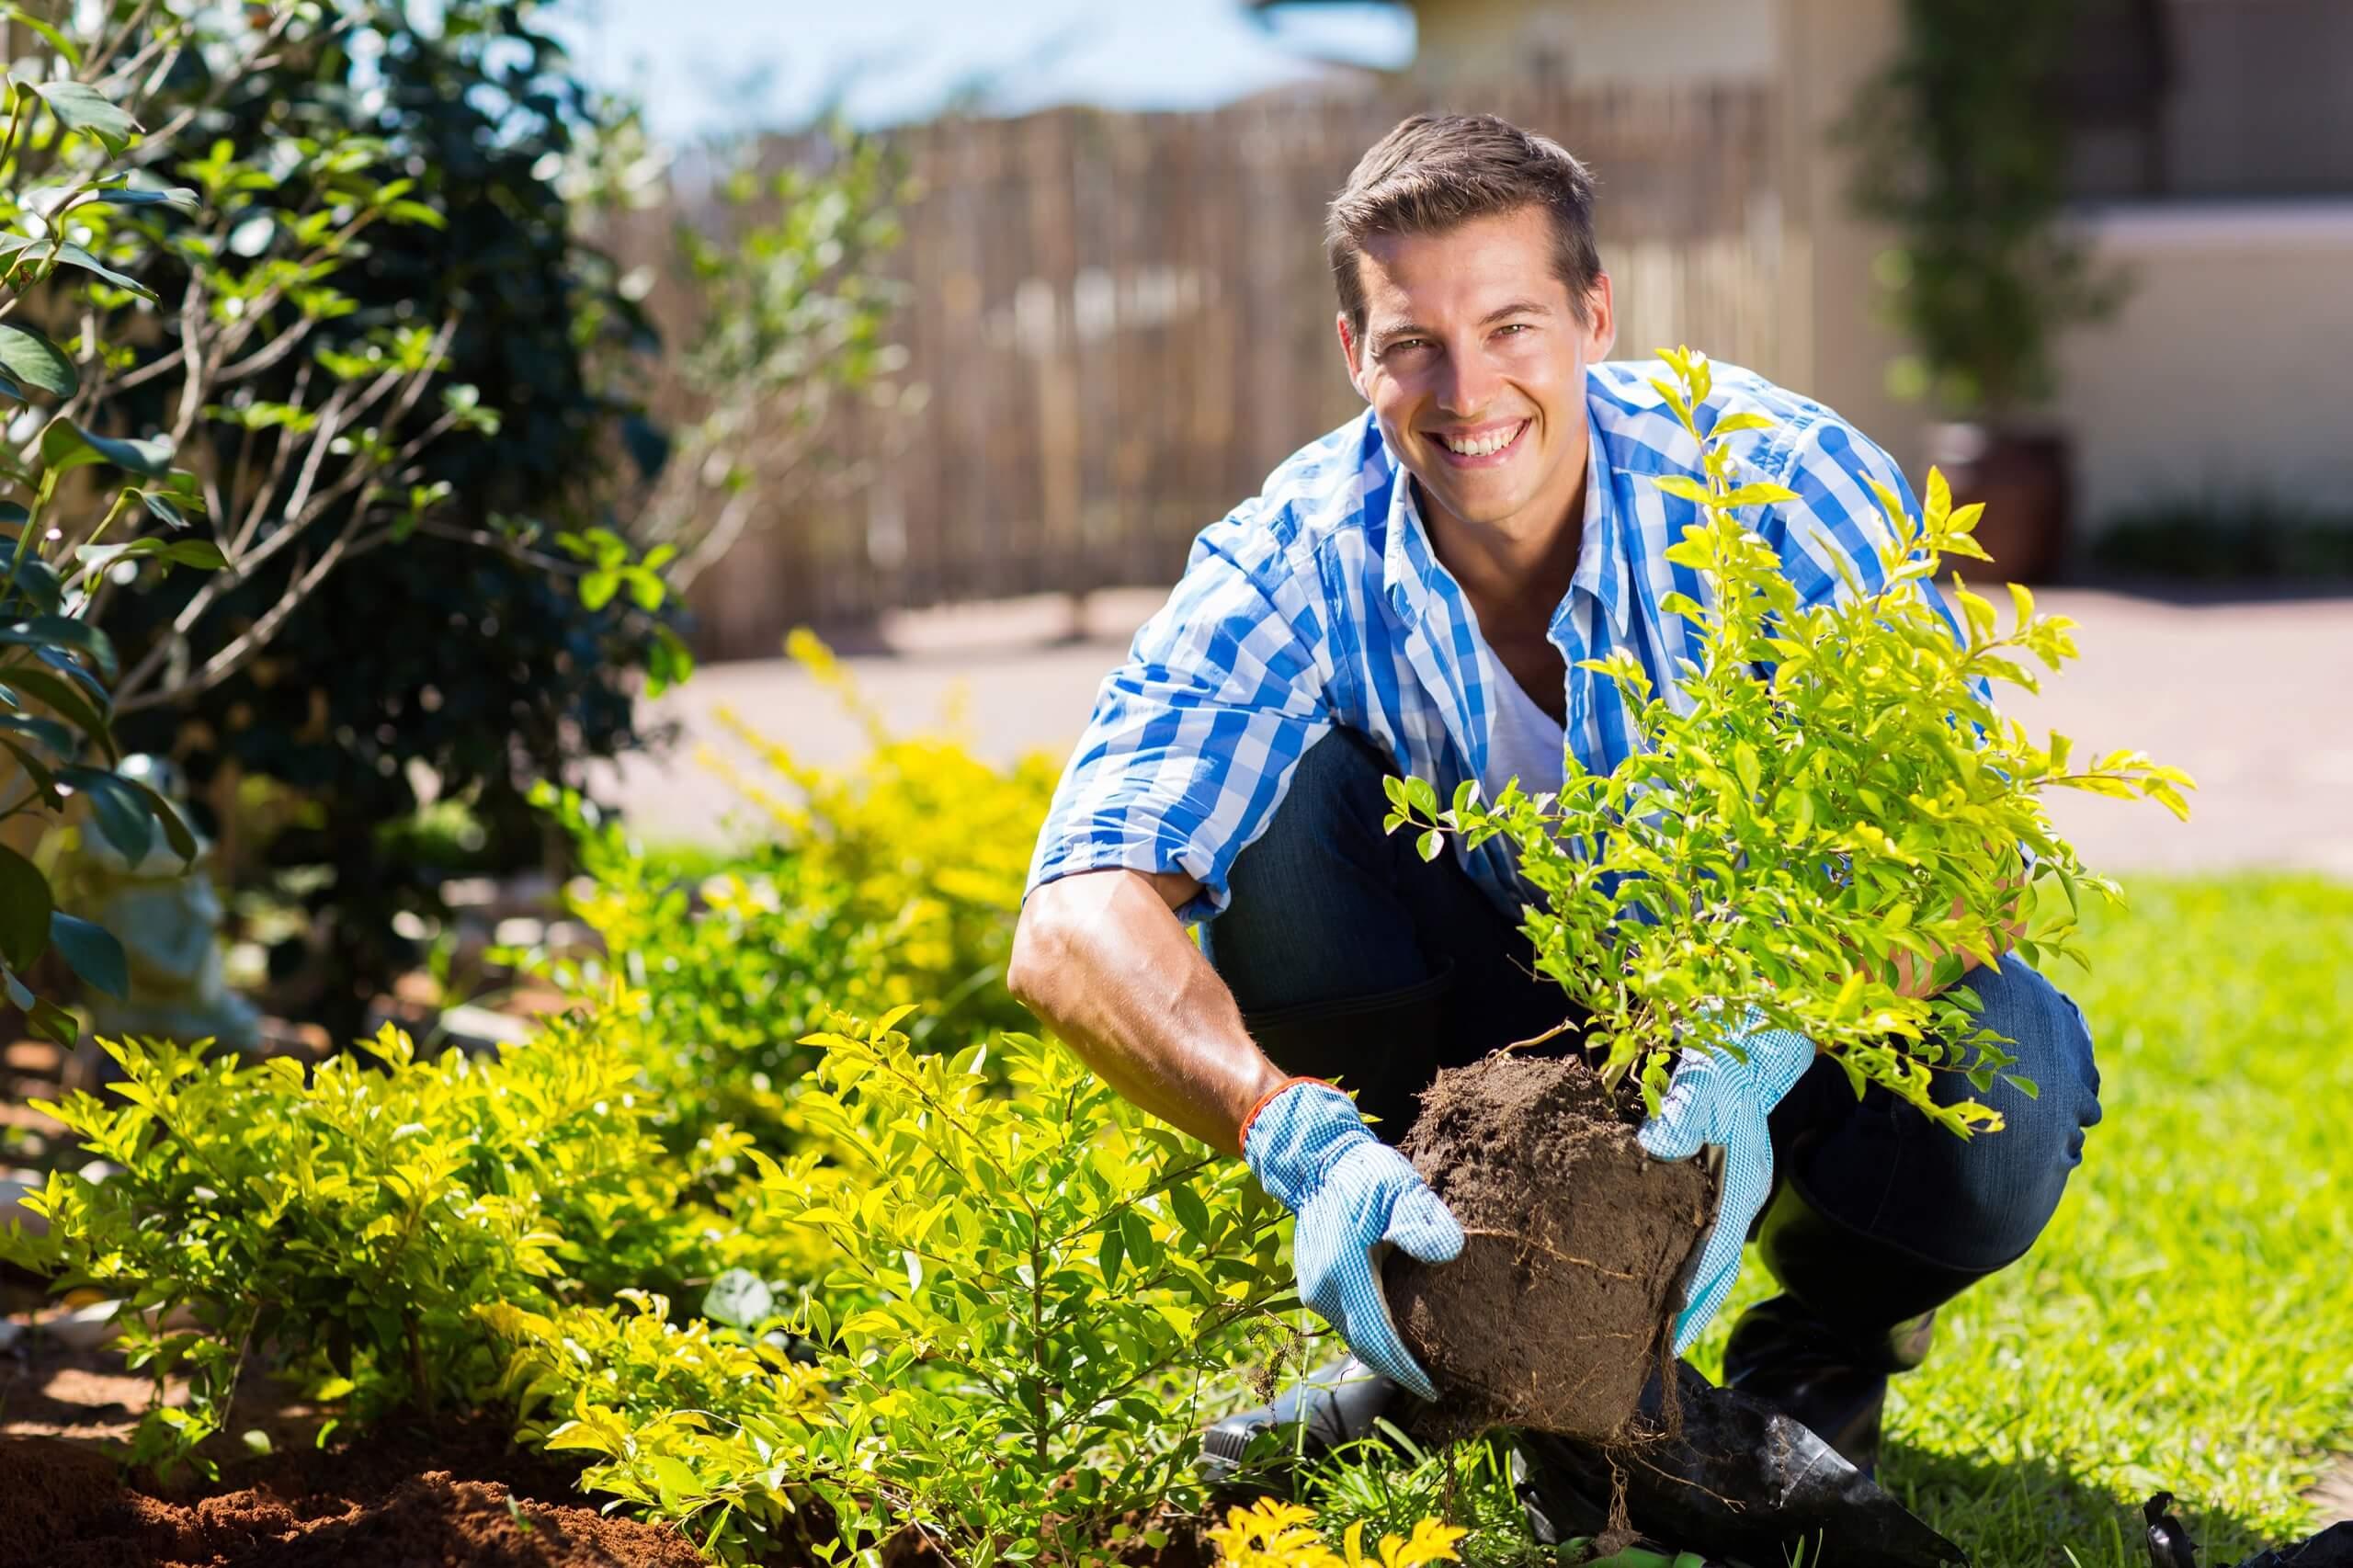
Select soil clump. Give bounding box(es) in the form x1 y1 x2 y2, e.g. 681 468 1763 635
0 1423 708 1568
1382 1051 1714 1440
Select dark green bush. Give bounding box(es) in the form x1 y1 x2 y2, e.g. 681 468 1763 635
2087 495 2353 582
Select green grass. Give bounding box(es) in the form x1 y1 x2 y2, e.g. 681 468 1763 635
1298 875 2353 1566
1699 874 2353 1565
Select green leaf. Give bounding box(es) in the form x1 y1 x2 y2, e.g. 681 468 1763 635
1716 482 1802 508
56 765 151 860
0 737 63 807
0 664 114 756
578 569 618 611
40 418 172 478
113 774 198 864
1 7 84 69
0 844 51 969
0 323 76 397
92 186 199 210
0 614 117 678
0 236 159 301
75 537 226 575
27 994 75 1048
48 912 126 1000
1168 1183 1211 1243
1097 1220 1124 1288
643 1453 703 1506
0 710 73 754
1924 466 1953 528
1733 741 1762 797
1119 1208 1155 1271
30 80 138 153
699 1267 775 1330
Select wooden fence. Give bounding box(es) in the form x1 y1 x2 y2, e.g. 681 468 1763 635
642 80 1785 661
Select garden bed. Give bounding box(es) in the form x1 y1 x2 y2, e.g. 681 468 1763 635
1 1425 708 1568
0 1290 702 1568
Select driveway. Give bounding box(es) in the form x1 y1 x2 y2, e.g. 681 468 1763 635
595 585 2353 881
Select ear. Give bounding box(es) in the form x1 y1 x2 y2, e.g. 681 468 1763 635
1335 312 1370 402
1582 272 1618 365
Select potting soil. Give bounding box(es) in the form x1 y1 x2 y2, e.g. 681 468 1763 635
1381 1051 1714 1440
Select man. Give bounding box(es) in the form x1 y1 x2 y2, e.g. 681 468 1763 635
1006 113 2100 1478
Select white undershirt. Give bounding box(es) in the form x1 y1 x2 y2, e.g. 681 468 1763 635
1472 627 1567 804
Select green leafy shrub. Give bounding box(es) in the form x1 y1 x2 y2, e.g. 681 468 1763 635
0 4 261 1040
489 1011 1291 1566
530 631 1056 1143
0 998 723 1471
1389 348 2189 1134
93 0 688 1047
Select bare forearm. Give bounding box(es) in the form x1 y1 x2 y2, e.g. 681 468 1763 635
1008 869 1288 1155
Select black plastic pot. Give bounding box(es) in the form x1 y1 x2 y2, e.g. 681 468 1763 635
1924 422 2074 584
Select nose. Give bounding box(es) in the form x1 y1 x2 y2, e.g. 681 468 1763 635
1434 342 1502 418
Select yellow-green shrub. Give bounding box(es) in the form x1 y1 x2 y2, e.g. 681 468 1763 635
489 1011 1293 1566
531 631 1056 1142
0 997 720 1472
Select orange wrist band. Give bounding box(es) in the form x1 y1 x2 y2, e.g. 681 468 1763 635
1239 1074 1334 1145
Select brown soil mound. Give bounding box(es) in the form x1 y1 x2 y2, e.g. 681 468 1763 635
1381 1051 1714 1440
0 1428 708 1568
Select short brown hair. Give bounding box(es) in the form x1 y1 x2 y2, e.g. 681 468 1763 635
1326 113 1602 349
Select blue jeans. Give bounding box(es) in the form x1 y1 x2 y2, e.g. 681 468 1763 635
1204 730 2103 1278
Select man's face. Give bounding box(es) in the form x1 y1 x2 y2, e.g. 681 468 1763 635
1338 205 1614 541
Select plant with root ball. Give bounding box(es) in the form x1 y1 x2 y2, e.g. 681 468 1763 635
1387 347 2190 1137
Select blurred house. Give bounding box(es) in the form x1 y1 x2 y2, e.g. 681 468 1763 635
1258 0 2353 541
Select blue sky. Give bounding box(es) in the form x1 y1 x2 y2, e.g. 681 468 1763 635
546 0 1416 140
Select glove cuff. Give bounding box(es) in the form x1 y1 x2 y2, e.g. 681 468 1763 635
1241 1078 1362 1211
1239 1074 1333 1145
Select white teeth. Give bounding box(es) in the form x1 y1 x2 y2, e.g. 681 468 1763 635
1442 422 1521 457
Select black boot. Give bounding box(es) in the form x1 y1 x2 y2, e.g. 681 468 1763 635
1722 1180 1991 1476
1199 1357 1401 1494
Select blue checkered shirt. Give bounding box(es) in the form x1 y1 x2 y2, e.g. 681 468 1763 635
1027 360 1963 924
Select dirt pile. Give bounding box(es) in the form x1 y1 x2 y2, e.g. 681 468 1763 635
1382 1051 1714 1440
0 1430 708 1568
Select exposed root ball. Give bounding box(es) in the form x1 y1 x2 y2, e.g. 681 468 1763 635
1382 1051 1714 1439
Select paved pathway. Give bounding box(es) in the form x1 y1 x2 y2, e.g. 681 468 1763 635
596 585 2353 881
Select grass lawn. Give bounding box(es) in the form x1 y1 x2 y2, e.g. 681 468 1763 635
1684 873 2353 1565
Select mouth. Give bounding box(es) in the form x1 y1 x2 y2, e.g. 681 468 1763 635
1430 418 1530 470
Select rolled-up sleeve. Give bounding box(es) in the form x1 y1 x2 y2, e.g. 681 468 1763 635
1026 520 1333 925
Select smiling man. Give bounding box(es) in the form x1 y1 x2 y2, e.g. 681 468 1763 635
1007 114 2101 1485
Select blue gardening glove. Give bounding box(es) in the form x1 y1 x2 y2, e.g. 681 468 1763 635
1637 1023 1814 1356
1243 1079 1463 1401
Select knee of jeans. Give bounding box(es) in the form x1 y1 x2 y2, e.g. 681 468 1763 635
1913 955 2102 1267
1963 954 2102 1133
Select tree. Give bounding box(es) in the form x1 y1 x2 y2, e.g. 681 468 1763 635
2 1 684 1049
